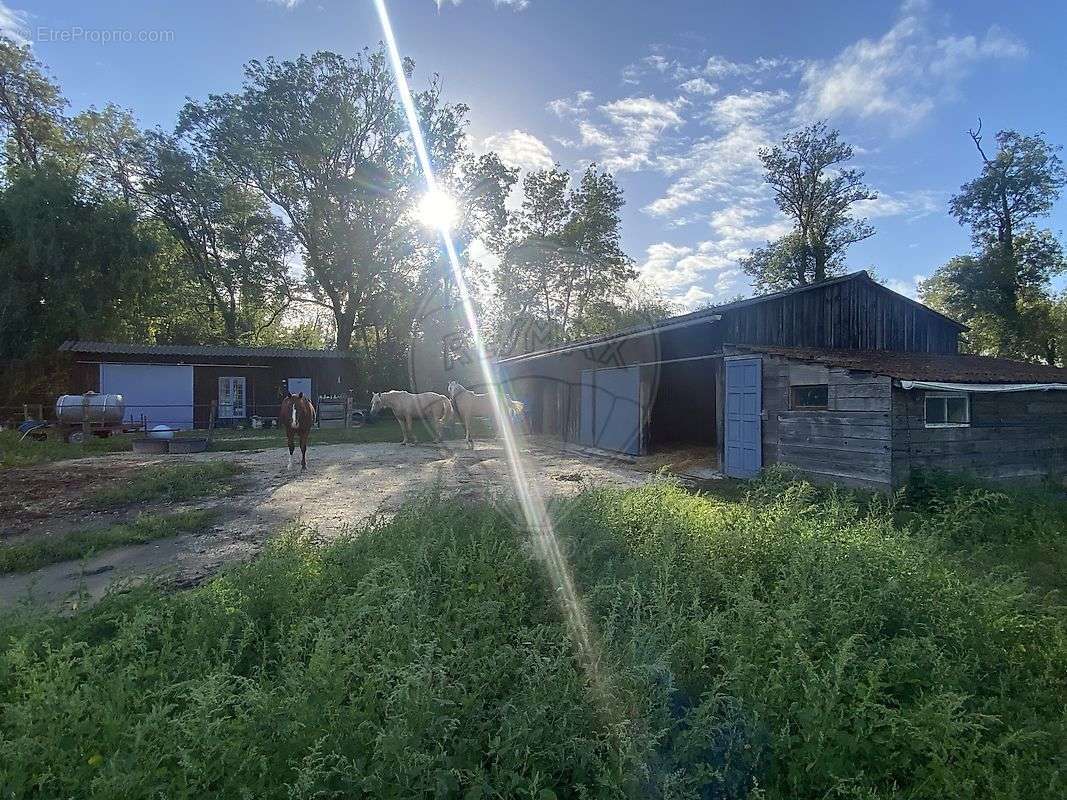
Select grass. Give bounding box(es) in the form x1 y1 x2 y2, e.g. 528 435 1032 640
0 429 131 468
84 462 243 509
1 473 1064 798
0 510 217 574
1 418 487 466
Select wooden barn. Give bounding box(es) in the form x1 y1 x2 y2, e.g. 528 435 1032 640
59 341 360 430
496 271 1067 489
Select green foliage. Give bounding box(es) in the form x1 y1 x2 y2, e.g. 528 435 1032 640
495 163 636 347
0 167 167 359
923 127 1067 365
1 480 1064 798
0 430 132 468
742 122 875 291
0 509 216 573
84 462 243 509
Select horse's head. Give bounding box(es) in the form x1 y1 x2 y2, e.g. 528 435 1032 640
369 392 382 415
447 380 462 398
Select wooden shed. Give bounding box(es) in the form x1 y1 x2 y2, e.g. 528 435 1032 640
58 341 360 430
495 271 1067 487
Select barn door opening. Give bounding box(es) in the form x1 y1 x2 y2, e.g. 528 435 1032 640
725 357 762 478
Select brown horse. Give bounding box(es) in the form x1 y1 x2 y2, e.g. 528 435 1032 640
280 392 316 471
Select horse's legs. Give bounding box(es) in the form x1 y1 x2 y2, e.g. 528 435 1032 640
286 427 295 471
464 413 473 449
299 428 308 471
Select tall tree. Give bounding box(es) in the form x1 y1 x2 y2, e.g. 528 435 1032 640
742 122 876 291
140 135 295 345
496 163 634 344
0 37 67 174
178 48 466 351
922 125 1066 365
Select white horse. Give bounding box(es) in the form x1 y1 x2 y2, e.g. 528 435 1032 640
370 390 453 445
447 380 525 449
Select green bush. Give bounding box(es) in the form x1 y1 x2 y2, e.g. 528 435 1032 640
84 462 243 508
1 481 1064 798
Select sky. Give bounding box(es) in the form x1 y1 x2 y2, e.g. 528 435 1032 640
8 0 1067 308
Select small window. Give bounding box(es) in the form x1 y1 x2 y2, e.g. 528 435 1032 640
924 392 969 427
791 384 829 410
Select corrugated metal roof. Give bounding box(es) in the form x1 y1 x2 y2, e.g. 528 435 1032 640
737 345 1067 383
59 340 354 359
497 271 967 366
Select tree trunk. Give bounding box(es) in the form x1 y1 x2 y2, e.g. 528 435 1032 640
335 308 355 351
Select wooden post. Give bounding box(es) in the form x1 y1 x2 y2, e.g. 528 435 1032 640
208 401 217 446
344 396 352 429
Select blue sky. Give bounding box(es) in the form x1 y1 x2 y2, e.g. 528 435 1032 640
9 0 1067 308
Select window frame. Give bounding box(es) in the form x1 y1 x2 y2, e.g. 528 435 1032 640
923 391 970 428
790 383 830 411
218 376 247 419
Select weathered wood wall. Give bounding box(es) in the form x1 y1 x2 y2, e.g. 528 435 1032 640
892 388 1067 483
761 354 894 491
721 277 960 354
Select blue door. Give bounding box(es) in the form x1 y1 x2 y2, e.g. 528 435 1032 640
725 358 762 478
578 367 642 455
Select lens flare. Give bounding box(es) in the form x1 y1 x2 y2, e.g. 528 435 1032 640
373 0 604 682
417 188 458 230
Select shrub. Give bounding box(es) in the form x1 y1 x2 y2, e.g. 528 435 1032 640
0 481 1064 798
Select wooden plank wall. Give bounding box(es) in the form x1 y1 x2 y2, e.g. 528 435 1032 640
892 388 1067 483
762 355 894 491
722 278 960 354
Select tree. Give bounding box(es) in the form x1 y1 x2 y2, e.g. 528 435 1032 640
178 48 467 352
742 122 875 291
922 125 1066 365
0 37 67 174
141 135 295 345
0 167 164 358
496 163 635 344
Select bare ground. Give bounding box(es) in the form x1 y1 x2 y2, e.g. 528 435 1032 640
1 439 648 611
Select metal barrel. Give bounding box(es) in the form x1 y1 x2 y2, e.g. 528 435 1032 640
55 393 126 425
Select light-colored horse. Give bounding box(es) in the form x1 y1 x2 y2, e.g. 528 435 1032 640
370 390 453 445
447 380 525 449
280 392 316 471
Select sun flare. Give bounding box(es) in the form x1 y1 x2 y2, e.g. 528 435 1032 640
416 188 458 230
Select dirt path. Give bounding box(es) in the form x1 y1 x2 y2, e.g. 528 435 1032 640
2 440 648 611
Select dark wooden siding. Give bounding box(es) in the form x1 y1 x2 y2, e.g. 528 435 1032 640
760 354 893 491
721 278 960 354
892 388 1067 483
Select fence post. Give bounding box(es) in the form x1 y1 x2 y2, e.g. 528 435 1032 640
344 396 352 429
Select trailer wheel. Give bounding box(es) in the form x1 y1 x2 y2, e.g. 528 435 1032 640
66 430 86 444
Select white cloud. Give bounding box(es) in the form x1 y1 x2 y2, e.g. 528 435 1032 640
704 55 805 80
587 95 687 172
436 0 531 10
884 273 927 299
482 129 554 171
707 89 790 127
679 77 718 96
0 1 29 45
637 240 744 308
546 90 594 119
262 0 303 8
854 189 944 220
797 2 1026 130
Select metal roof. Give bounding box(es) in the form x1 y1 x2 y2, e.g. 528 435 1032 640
59 340 354 360
737 345 1067 384
497 271 967 366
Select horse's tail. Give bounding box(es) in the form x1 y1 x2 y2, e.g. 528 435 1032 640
439 397 454 426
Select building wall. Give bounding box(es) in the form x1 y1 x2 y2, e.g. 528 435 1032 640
721 278 960 354
891 387 1067 484
65 352 359 429
760 354 894 491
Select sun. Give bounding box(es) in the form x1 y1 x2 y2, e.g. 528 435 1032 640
416 188 458 231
